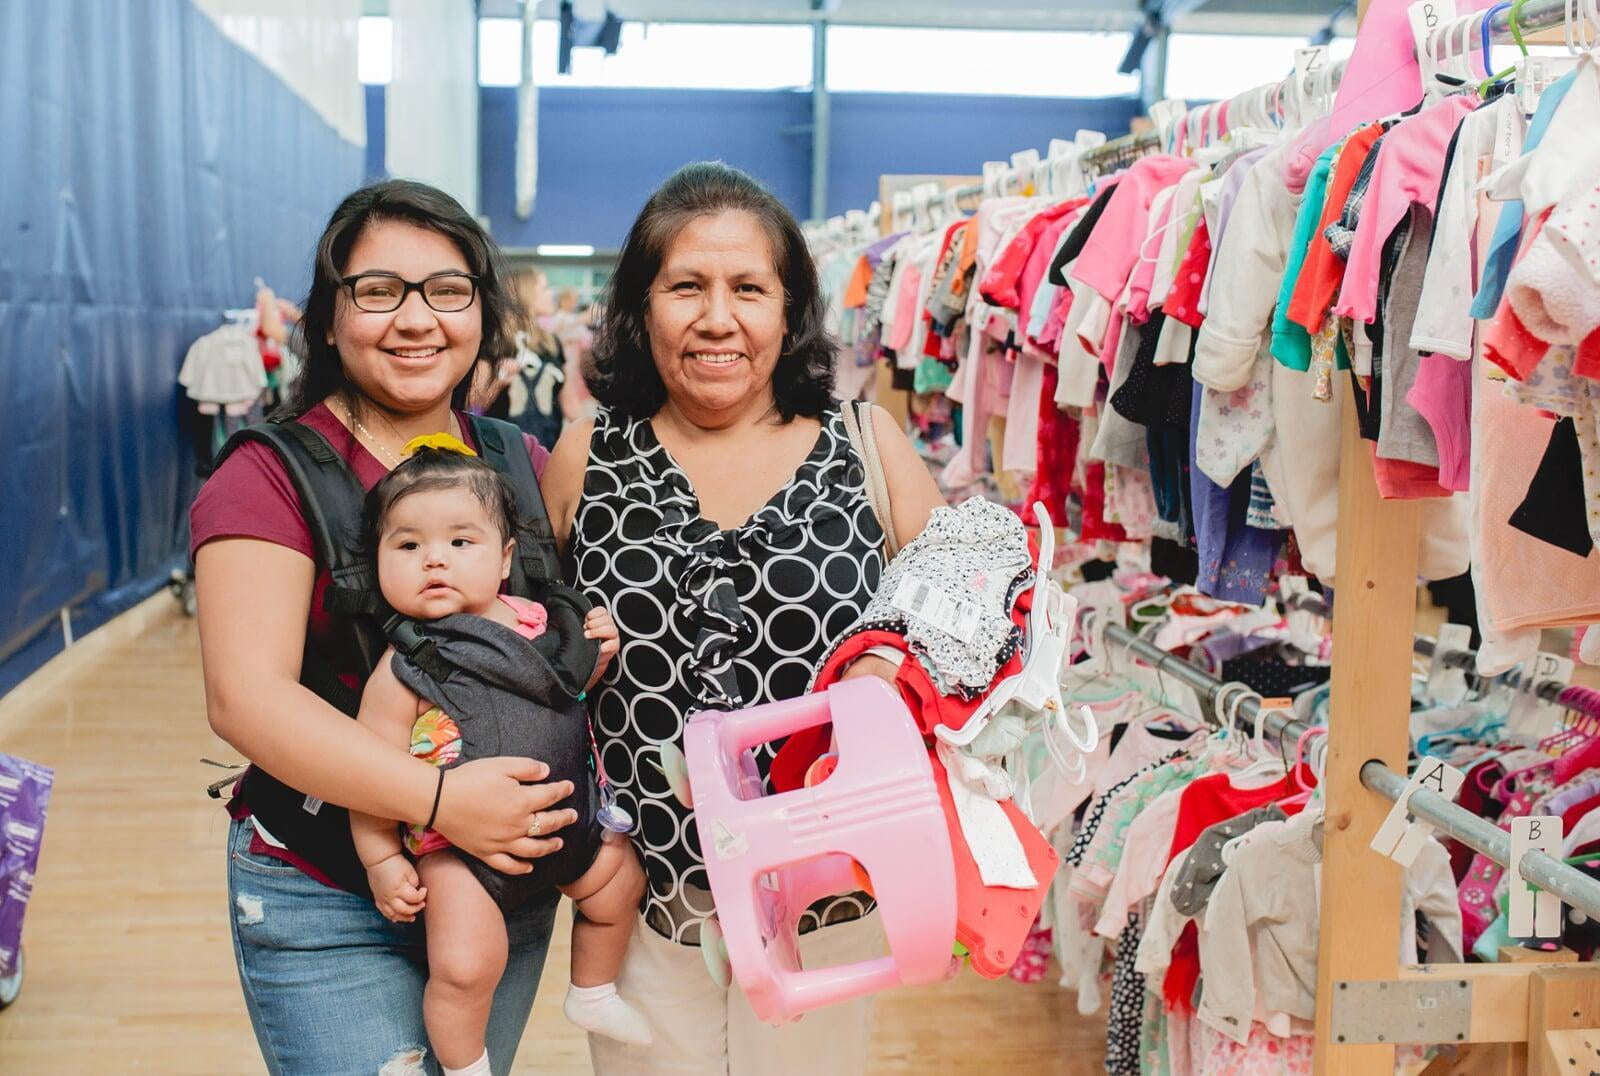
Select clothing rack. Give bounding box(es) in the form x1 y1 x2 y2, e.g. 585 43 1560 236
1307 0 1600 1069
1100 621 1600 923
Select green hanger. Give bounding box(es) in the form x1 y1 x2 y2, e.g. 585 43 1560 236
1479 0 1531 96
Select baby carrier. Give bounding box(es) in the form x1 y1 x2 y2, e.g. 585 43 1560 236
209 412 596 895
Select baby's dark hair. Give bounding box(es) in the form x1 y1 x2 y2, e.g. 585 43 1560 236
364 447 523 557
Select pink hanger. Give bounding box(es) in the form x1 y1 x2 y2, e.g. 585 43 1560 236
1278 726 1324 808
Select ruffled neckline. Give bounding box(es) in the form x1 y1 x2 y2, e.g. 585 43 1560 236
594 406 861 712
627 410 836 543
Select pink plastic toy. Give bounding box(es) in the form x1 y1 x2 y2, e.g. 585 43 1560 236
683 677 959 1023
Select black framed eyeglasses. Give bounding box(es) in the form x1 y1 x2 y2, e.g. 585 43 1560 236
340 272 479 313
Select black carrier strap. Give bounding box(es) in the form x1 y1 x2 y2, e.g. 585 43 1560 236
466 414 562 592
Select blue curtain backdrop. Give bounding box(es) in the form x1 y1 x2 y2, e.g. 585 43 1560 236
0 0 365 694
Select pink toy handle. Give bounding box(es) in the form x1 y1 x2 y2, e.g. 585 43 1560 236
707 678 897 759
783 958 904 1010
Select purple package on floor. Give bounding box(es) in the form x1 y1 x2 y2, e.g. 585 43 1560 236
0 754 53 978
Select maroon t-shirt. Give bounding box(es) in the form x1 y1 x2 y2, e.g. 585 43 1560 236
190 402 550 881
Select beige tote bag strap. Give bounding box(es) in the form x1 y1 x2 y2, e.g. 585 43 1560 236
842 400 900 560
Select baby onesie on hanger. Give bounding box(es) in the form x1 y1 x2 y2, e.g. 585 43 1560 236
1334 95 1479 325
1411 97 1521 359
1195 142 1299 394
1472 63 1591 320
1288 123 1386 335
1376 203 1444 471
1271 141 1340 371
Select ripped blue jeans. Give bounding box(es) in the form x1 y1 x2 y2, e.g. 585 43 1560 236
227 819 559 1075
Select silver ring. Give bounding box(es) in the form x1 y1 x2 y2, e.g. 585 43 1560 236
527 816 543 837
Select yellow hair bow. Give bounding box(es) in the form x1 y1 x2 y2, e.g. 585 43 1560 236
403 433 478 458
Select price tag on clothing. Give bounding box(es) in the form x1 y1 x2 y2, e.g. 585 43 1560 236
891 575 984 645
1073 129 1107 150
1509 652 1577 738
1425 623 1474 707
1370 757 1466 868
1509 816 1564 939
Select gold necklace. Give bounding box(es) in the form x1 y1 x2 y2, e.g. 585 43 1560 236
335 399 458 469
335 399 403 468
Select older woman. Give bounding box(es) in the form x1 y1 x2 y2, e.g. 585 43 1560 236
542 162 944 1074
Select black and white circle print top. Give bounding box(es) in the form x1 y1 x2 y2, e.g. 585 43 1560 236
569 405 886 945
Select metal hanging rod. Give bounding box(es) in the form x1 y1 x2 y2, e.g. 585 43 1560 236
1098 618 1600 922
1227 590 1598 717
1429 0 1587 61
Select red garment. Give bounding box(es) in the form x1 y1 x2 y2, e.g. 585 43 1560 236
1016 205 1086 326
1161 770 1311 1012
1484 297 1554 382
980 201 1083 311
190 402 549 884
1563 791 1600 834
1026 364 1081 527
1578 325 1600 381
1164 217 1212 329
1078 458 1129 543
1372 447 1450 500
1288 123 1385 334
256 326 282 373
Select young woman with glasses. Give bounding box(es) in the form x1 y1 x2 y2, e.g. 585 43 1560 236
191 180 577 1074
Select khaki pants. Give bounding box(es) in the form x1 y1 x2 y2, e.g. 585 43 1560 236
587 914 883 1075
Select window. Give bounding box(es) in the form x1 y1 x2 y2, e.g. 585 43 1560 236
479 18 813 89
358 15 392 85
1164 34 1355 103
826 26 1139 97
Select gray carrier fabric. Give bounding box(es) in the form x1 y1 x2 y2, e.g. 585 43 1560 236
391 585 603 909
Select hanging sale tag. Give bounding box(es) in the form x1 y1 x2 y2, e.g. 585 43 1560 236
1508 651 1576 738
1509 816 1563 939
1370 757 1466 868
1406 0 1459 98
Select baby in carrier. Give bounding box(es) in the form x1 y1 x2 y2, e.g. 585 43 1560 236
350 439 649 1076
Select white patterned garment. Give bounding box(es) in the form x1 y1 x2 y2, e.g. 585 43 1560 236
569 406 885 944
814 495 1032 699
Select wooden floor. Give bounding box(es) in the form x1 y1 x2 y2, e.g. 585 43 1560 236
0 597 1105 1073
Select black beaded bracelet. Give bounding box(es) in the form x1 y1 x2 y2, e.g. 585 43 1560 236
424 768 445 831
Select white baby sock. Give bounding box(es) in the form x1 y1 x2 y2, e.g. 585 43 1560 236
442 1050 492 1076
563 982 653 1045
